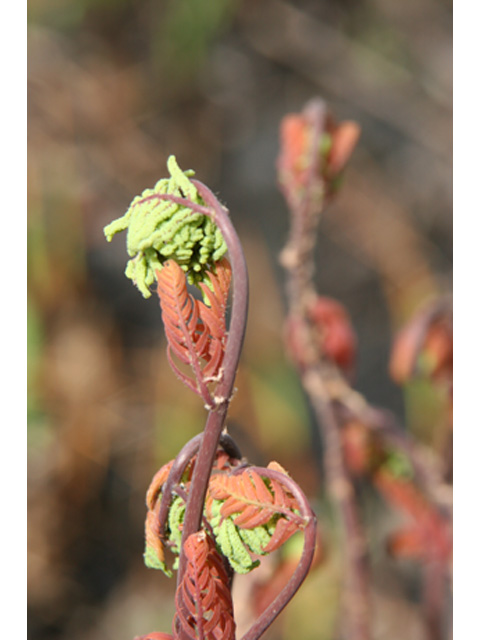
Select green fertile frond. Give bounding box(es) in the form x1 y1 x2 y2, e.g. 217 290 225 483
168 495 186 557
143 494 186 576
207 498 274 574
104 155 227 297
145 491 290 577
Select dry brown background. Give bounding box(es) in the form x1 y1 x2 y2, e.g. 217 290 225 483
28 1 452 639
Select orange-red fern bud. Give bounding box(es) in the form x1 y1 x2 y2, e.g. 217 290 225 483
326 120 361 178
286 296 357 377
277 103 360 199
308 296 357 374
278 114 311 189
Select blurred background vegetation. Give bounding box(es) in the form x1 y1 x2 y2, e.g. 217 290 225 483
27 1 452 639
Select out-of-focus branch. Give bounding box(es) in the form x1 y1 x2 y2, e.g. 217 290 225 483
279 97 370 640
301 367 371 640
277 97 451 640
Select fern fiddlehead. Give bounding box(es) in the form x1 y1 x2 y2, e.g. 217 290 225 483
104 155 227 297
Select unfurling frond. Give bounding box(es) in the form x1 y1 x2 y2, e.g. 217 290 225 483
208 466 299 528
144 505 171 577
146 460 175 511
206 464 306 573
143 446 242 578
103 155 227 297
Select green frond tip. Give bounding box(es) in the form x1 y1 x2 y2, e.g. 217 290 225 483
143 545 173 578
208 499 269 574
103 155 227 297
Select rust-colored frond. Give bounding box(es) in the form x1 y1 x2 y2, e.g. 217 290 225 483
144 460 176 573
174 532 235 640
265 462 299 512
198 258 232 340
157 260 231 399
157 261 207 387
262 517 301 554
156 261 212 399
145 504 166 564
197 259 232 381
208 467 301 530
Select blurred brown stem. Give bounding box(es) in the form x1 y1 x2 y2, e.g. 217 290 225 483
303 368 371 640
278 97 451 640
279 98 371 640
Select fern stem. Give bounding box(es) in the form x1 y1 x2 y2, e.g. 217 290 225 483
302 370 371 640
138 184 249 587
157 433 242 539
174 180 249 586
279 98 371 640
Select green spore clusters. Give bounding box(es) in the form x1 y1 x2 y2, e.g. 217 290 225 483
144 492 279 577
208 499 274 574
104 155 227 297
167 495 186 569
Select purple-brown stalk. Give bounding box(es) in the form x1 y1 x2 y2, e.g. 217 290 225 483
175 180 250 584
278 97 451 640
278 98 370 640
143 183 249 586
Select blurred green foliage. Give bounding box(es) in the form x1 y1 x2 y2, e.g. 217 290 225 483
28 0 131 30
153 0 238 85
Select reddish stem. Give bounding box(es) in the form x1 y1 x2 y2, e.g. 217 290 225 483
279 98 370 640
159 182 250 586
